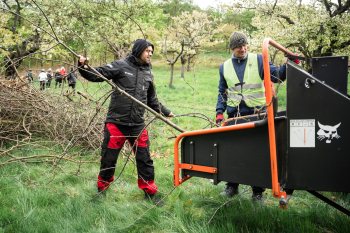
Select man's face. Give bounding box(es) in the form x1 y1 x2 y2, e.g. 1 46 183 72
139 46 153 65
233 44 247 58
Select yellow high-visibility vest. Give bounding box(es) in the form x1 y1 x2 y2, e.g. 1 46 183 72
223 53 265 108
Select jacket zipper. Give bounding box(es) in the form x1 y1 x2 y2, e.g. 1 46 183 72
128 68 139 125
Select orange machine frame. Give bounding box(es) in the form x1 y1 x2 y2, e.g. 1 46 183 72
173 38 294 207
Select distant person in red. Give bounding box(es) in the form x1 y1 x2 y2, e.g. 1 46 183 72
60 67 66 85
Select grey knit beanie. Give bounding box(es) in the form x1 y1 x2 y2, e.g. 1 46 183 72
229 31 248 50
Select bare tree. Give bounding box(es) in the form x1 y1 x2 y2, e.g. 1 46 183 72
1 0 45 78
163 35 184 86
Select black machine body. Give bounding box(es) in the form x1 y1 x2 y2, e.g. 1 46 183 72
179 58 350 193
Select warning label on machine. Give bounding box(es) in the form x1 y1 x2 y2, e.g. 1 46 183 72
290 119 315 147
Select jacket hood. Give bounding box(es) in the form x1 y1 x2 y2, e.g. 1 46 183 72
131 39 154 58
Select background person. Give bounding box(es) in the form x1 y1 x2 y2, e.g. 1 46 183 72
67 67 77 95
77 39 175 205
25 69 33 82
46 68 53 89
216 31 292 204
60 66 66 85
38 69 47 91
55 68 62 88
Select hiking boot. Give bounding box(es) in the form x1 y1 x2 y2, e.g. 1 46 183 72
252 192 266 205
144 192 164 207
220 186 239 197
97 188 106 197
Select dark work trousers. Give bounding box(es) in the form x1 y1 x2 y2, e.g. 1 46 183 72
55 78 62 88
226 112 266 194
40 81 45 90
46 80 52 88
97 123 158 194
68 82 76 95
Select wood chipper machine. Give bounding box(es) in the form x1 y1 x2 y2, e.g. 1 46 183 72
173 38 350 215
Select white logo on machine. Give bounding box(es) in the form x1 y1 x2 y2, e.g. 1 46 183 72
317 121 341 143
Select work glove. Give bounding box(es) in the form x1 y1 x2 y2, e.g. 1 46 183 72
216 114 225 125
287 53 300 64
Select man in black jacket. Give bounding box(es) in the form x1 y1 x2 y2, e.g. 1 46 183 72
78 39 174 204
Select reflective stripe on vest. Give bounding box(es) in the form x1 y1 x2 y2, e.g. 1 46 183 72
223 53 265 108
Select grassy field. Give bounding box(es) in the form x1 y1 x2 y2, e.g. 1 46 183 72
1 51 350 232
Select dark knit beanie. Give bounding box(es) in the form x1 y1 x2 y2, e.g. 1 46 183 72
132 39 154 58
229 31 248 50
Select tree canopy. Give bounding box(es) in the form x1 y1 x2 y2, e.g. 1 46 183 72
1 0 350 79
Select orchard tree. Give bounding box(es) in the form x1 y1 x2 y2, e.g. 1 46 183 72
160 10 222 85
160 28 185 86
1 0 47 78
219 23 238 53
173 11 222 76
222 8 257 33
45 0 160 62
1 0 165 79
238 0 350 69
159 0 201 18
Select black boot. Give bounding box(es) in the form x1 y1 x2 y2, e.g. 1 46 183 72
144 191 164 207
97 188 106 196
220 185 239 197
252 192 266 205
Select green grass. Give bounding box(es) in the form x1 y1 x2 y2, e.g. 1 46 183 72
1 53 350 232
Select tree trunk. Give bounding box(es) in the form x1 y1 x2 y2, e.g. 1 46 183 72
169 63 174 86
226 38 230 54
187 57 191 72
181 63 185 78
270 50 279 64
180 55 187 78
29 56 31 69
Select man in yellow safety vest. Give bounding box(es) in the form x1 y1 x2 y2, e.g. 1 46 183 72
215 31 298 203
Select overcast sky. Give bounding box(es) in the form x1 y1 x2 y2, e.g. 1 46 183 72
192 0 233 9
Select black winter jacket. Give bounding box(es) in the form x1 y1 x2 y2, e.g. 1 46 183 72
78 55 171 126
67 72 77 83
55 72 62 81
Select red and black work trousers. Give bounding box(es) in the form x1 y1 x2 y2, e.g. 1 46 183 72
97 123 158 194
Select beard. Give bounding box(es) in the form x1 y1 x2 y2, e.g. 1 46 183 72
141 57 151 64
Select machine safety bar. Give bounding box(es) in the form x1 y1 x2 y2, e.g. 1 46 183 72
262 38 294 201
179 163 218 173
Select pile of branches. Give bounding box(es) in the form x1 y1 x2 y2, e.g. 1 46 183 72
0 78 107 150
